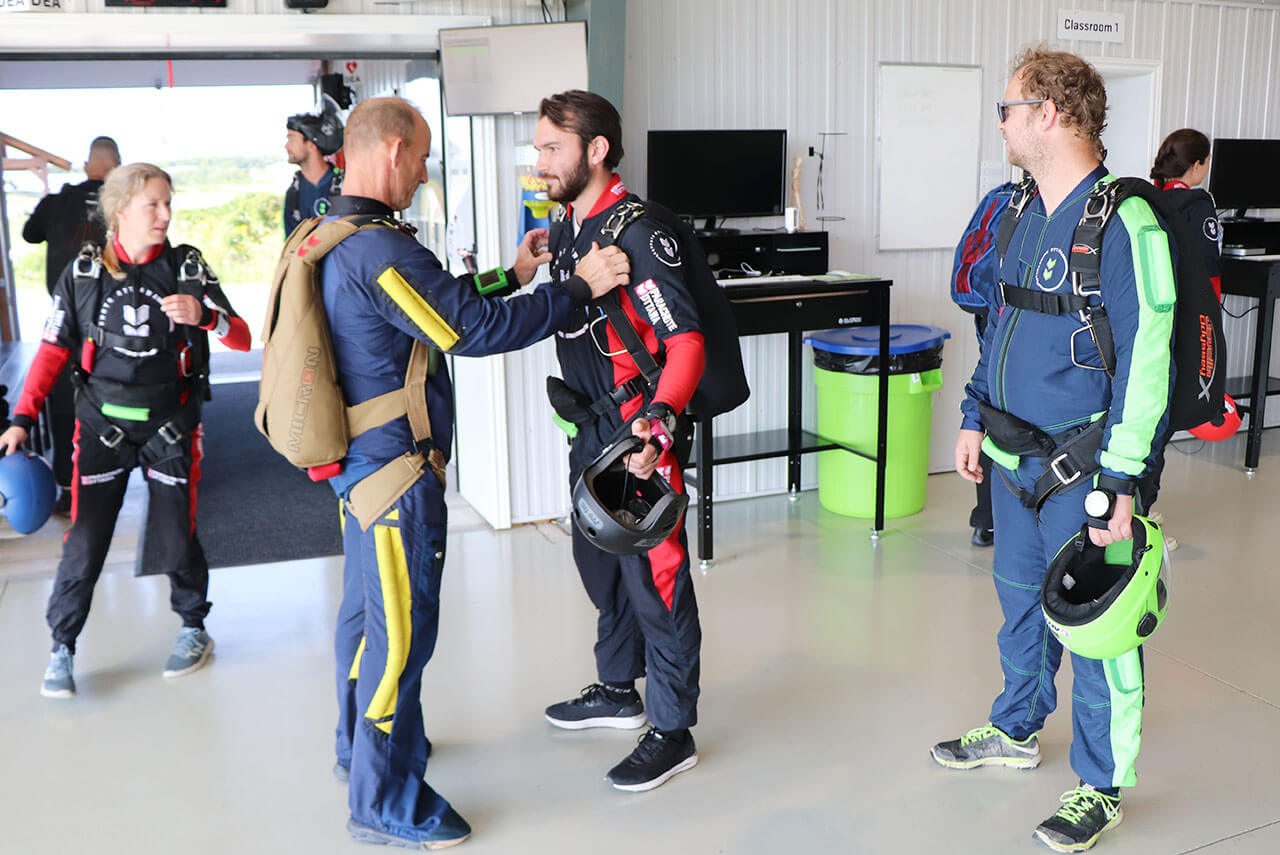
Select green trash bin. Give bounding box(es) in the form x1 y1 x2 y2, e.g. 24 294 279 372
806 325 950 518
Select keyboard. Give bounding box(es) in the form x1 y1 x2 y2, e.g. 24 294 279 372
716 272 865 286
717 274 812 285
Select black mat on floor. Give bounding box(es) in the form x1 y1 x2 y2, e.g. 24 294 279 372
135 380 343 574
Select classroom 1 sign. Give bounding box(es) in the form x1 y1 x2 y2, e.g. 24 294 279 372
1057 9 1125 44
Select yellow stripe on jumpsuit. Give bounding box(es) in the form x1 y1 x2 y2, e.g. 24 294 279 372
335 485 449 836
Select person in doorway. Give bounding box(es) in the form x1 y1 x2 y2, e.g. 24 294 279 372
22 136 122 513
534 90 705 792
933 49 1175 853
284 106 344 236
0 162 252 698
318 96 628 849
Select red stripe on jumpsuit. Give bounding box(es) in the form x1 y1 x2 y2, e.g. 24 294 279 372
605 296 687 611
188 424 203 535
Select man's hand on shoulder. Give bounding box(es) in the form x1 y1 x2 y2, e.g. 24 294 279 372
513 228 552 286
574 242 630 298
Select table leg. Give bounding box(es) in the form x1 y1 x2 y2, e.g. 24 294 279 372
873 289 889 536
1245 281 1276 472
788 329 803 496
696 413 714 566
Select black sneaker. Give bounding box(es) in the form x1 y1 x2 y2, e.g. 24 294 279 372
545 683 646 730
972 527 994 547
605 727 698 792
1032 783 1122 852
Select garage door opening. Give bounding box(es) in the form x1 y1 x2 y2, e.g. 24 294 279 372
1 65 466 352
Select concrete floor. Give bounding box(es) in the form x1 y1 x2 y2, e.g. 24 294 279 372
2 432 1278 854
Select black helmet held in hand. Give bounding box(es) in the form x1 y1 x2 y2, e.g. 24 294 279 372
571 435 689 555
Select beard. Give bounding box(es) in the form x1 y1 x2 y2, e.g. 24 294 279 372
545 151 592 203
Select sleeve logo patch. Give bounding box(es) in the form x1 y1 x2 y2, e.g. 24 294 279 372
1203 217 1220 241
42 295 65 344
635 278 677 332
650 232 682 268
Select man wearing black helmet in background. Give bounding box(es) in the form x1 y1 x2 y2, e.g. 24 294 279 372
533 89 705 793
283 102 344 237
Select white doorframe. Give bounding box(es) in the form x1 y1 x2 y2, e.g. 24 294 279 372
451 115 513 530
1091 58 1163 180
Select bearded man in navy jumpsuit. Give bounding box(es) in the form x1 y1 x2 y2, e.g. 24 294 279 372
533 91 706 793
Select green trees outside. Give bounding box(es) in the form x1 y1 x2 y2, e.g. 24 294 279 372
8 155 285 290
171 192 283 287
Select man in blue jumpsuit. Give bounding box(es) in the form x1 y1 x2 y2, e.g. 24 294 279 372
930 50 1176 853
533 91 706 792
321 96 630 849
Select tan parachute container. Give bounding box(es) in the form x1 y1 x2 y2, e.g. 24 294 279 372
255 216 446 530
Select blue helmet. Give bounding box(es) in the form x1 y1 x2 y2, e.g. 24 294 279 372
0 452 57 534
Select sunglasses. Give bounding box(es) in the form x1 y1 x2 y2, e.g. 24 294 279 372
996 98 1048 122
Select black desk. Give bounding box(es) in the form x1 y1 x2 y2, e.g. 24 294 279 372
1221 255 1280 472
690 276 892 564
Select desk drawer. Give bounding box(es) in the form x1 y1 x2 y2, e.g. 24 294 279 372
730 287 876 336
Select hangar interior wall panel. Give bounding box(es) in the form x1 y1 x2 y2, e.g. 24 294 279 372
625 0 1280 504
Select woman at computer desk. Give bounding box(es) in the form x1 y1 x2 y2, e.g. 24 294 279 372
1141 129 1229 552
1151 128 1223 298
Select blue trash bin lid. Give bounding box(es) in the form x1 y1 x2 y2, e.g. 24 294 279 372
805 324 951 356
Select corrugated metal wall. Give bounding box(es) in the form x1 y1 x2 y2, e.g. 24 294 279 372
50 0 535 16
625 0 1280 503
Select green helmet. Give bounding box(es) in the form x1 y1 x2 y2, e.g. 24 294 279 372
1040 516 1170 660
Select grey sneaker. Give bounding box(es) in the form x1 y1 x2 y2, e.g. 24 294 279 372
931 723 1041 770
1033 783 1122 852
41 644 76 698
163 628 214 678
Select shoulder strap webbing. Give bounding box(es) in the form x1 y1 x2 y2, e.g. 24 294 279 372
996 174 1039 261
591 198 664 397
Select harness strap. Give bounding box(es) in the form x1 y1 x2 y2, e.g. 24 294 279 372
999 286 1090 316
88 323 172 352
986 412 1107 514
73 379 202 465
345 340 438 445
588 375 650 419
591 198 664 406
344 448 446 532
996 174 1037 259
595 295 663 390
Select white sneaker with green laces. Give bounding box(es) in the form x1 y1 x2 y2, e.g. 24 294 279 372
930 723 1041 769
1033 783 1122 852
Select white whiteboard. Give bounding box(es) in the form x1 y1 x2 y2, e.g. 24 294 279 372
877 64 981 251
439 22 588 116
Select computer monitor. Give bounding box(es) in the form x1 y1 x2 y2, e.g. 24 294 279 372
1208 138 1280 218
646 129 787 232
